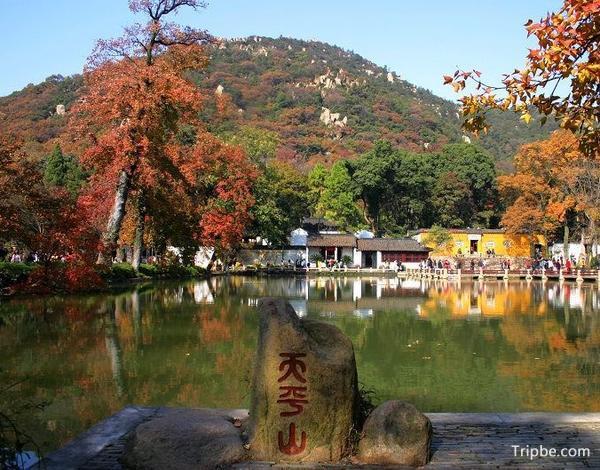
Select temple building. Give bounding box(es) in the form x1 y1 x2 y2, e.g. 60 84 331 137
296 221 430 268
356 238 430 268
412 228 547 258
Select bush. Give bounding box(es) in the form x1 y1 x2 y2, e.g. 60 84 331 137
0 263 35 289
159 263 203 278
104 263 137 282
591 256 599 269
6 262 104 295
138 263 159 277
309 253 324 263
122 262 204 280
97 262 207 284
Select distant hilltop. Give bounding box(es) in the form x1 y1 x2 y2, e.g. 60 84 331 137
0 36 554 170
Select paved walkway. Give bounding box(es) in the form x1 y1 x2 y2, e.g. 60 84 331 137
41 407 600 469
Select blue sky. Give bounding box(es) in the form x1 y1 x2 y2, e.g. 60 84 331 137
0 0 561 99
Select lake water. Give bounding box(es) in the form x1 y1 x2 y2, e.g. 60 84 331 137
1 276 599 453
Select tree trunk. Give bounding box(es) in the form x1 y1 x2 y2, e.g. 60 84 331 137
563 224 569 261
132 193 146 272
98 170 130 265
206 250 217 273
115 248 125 263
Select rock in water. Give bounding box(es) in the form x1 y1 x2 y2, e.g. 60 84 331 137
357 400 432 466
248 298 359 462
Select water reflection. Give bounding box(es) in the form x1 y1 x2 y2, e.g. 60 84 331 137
0 276 598 454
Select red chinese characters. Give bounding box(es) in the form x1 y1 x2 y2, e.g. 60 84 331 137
277 352 308 455
278 353 307 383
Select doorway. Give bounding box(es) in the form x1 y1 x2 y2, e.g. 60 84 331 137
362 251 376 268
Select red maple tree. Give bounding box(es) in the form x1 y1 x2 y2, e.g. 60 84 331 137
70 0 256 268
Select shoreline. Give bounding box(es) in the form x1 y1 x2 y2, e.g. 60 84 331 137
2 267 599 299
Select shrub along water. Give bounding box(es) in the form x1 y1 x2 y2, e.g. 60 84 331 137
0 263 35 289
0 262 206 295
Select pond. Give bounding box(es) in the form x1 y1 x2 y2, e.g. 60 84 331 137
1 276 599 453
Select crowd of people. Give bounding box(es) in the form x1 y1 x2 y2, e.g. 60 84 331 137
417 253 594 273
0 246 39 263
529 255 587 273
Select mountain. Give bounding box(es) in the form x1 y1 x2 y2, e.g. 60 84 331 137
0 36 554 170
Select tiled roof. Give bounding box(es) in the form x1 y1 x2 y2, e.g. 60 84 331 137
307 234 357 247
302 217 339 226
357 238 430 252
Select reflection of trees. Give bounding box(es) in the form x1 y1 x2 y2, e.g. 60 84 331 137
312 280 600 413
132 290 143 350
323 310 519 412
102 301 125 398
497 284 600 411
1 277 599 455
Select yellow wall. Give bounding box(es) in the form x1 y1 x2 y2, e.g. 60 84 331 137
419 231 546 257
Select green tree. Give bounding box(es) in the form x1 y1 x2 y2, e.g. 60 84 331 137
307 163 328 214
385 151 435 232
249 163 310 246
350 141 396 235
431 172 474 227
315 162 361 229
434 144 498 227
422 225 454 255
222 126 279 167
43 144 85 196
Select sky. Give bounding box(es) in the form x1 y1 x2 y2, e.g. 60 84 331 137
0 0 562 99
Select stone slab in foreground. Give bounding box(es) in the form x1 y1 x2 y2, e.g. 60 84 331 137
122 407 249 470
41 408 600 469
41 406 157 470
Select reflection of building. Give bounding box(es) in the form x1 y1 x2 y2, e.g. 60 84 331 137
412 228 546 257
193 282 214 304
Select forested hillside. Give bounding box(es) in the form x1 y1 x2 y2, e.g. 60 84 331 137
0 36 554 171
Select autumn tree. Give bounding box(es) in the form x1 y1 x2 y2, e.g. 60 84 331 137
0 135 101 291
70 0 212 269
572 157 600 251
182 133 257 260
446 0 599 157
498 130 586 253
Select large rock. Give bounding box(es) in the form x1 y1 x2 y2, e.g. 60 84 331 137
247 298 359 463
357 400 432 466
121 408 248 469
